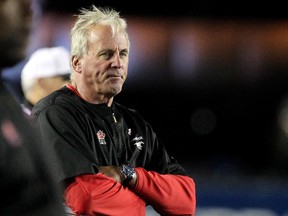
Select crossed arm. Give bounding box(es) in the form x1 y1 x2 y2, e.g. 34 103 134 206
65 166 196 216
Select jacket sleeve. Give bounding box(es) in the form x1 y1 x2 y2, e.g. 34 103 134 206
64 173 146 216
133 167 196 216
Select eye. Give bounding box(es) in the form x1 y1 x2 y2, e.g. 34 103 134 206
100 51 113 59
120 50 128 58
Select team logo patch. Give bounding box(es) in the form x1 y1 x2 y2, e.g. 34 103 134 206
97 130 106 145
132 136 144 150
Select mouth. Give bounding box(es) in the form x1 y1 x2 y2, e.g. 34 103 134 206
107 74 123 79
107 76 123 82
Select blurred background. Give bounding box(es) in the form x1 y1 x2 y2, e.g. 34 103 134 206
3 0 288 215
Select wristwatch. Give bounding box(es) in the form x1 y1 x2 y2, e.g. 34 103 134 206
120 164 136 185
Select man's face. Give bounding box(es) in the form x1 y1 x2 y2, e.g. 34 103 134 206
0 0 32 69
72 24 129 103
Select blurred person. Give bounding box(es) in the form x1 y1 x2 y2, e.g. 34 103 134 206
21 46 71 115
0 0 66 215
31 5 196 216
273 96 288 175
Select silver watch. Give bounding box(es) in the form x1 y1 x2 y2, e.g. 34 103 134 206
120 164 136 185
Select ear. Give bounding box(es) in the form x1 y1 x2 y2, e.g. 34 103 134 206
72 56 81 73
37 78 45 87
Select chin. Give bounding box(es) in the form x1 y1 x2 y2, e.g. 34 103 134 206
109 87 122 96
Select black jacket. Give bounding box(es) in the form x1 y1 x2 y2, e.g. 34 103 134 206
31 86 187 183
0 80 66 216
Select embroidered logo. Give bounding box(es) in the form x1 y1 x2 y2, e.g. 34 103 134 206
97 130 106 145
132 136 144 150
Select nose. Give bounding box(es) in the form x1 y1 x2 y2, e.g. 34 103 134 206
111 52 122 69
21 0 33 27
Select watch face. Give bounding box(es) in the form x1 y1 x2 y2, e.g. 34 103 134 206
121 164 135 183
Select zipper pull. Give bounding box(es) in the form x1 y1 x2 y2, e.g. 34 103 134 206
112 112 117 123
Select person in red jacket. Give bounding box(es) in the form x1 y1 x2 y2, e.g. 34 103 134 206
31 5 196 216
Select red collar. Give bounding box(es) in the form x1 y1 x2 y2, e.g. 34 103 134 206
66 84 83 99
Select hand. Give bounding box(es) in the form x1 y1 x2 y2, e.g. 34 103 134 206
98 166 124 183
98 166 137 188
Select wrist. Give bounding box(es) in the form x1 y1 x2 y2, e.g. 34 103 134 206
119 164 136 186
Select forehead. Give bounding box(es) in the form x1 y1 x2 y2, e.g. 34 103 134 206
88 25 128 49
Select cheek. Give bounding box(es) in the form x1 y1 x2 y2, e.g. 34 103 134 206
124 69 128 78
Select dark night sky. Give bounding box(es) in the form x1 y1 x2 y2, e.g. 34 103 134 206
41 0 287 19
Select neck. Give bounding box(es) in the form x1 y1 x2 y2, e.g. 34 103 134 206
66 84 113 106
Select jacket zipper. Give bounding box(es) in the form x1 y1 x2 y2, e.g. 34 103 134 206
112 112 117 123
